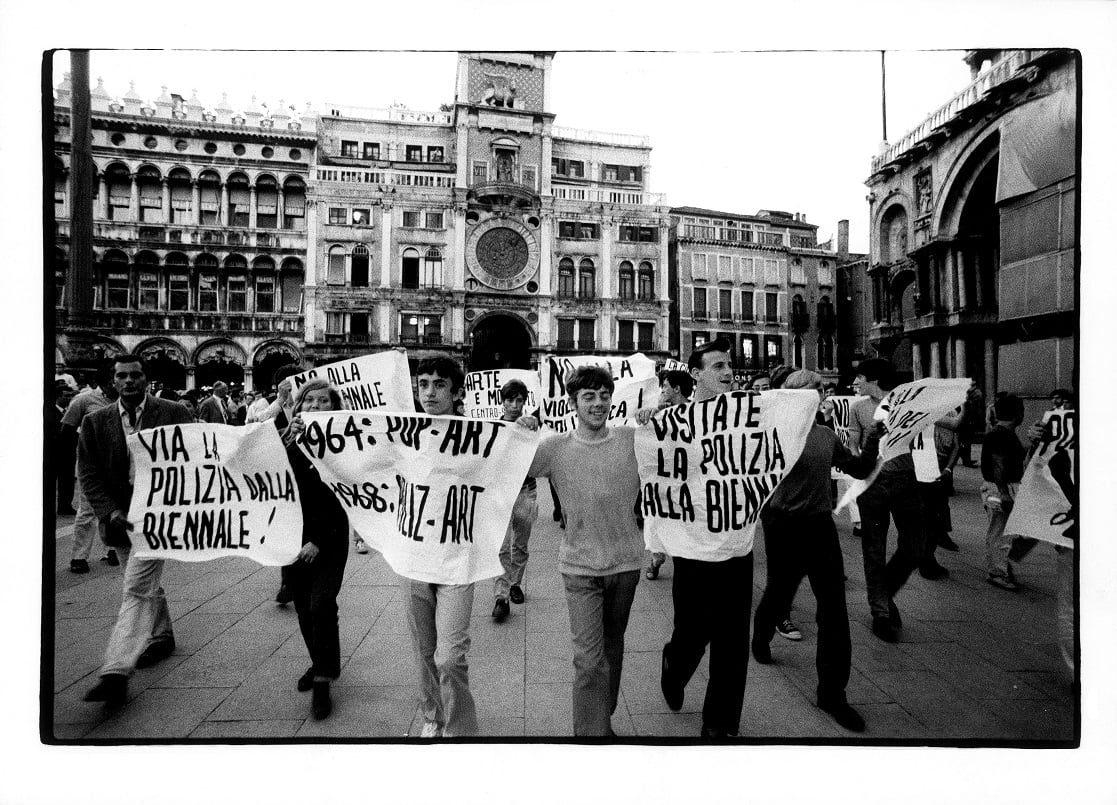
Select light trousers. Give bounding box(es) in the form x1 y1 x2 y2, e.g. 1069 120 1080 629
100 543 174 677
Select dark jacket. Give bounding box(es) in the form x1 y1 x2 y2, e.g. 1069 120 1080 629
77 394 194 546
286 443 349 553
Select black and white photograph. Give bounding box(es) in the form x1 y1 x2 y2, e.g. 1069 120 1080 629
6 3 1116 803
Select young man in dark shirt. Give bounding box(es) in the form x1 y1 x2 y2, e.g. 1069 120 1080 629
982 394 1027 591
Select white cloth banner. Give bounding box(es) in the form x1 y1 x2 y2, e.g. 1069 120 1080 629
911 425 941 482
291 350 413 412
298 411 540 584
539 352 659 432
662 358 687 372
828 395 866 480
634 389 819 561
462 368 542 419
127 423 303 565
876 378 971 462
1006 409 1077 548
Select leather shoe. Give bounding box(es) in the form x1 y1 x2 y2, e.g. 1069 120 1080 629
660 645 684 711
69 559 90 574
919 563 949 580
818 698 866 732
136 638 175 669
101 550 120 566
700 724 738 739
297 667 315 692
275 584 294 605
751 637 772 664
872 616 898 643
83 674 127 706
492 598 510 623
311 681 332 720
509 584 525 605
888 599 902 628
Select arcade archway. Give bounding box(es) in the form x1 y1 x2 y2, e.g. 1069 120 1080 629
469 314 533 371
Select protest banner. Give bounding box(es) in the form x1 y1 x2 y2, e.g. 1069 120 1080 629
828 395 865 480
662 358 687 372
298 411 540 584
539 352 659 432
910 425 942 482
126 423 303 565
875 378 970 462
1006 409 1076 548
291 349 413 412
462 368 542 419
634 389 819 561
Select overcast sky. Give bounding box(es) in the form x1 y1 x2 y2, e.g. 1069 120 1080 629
53 49 973 253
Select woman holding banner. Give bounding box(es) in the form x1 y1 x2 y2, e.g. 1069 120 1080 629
282 378 350 720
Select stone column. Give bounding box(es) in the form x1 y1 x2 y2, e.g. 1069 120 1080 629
97 175 108 219
380 206 393 288
129 175 139 221
942 247 955 312
452 206 467 291
658 222 671 303
912 341 923 379
248 186 257 229
928 254 939 310
161 178 170 223
955 336 967 379
220 184 229 226
277 188 285 230
304 200 318 287
539 214 553 293
600 218 613 299
378 300 391 342
972 251 985 310
929 340 942 378
956 249 968 310
984 337 996 402
191 181 201 225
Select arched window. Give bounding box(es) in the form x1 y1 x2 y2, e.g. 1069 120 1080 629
104 163 132 222
198 170 222 226
791 293 810 333
255 174 278 229
578 258 595 298
225 254 248 312
351 244 369 288
136 165 162 223
618 261 634 300
401 247 420 289
196 253 219 312
253 256 276 313
280 257 304 313
558 257 575 298
101 249 128 309
227 172 250 227
54 248 67 307
326 245 346 286
638 261 655 300
817 295 836 333
423 247 443 288
168 167 193 224
164 252 190 311
817 335 835 371
282 176 307 230
793 334 803 368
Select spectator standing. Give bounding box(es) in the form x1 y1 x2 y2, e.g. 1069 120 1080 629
982 394 1027 591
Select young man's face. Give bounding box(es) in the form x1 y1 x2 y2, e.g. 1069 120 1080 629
853 373 882 399
113 361 148 404
502 395 526 420
1051 393 1067 409
571 386 611 431
750 376 771 392
417 373 459 416
691 350 733 400
660 380 686 407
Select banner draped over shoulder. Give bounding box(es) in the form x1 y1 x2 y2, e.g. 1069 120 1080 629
876 378 971 462
538 352 659 432
634 389 818 561
298 411 540 584
462 369 542 419
291 350 413 412
829 395 866 480
1006 409 1077 548
127 423 303 565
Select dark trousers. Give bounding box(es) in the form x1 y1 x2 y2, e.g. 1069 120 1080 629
754 512 851 703
858 469 926 619
917 479 951 567
290 548 348 680
665 553 754 735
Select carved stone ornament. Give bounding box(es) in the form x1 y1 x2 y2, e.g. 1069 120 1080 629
466 217 539 290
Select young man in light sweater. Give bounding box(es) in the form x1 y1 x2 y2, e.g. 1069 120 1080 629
525 365 646 737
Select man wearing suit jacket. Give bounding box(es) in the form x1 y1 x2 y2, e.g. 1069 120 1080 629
198 381 231 424
80 354 194 706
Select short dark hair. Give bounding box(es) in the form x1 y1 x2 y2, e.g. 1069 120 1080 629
687 337 733 371
112 353 149 375
769 364 795 389
1050 388 1073 404
416 356 465 393
500 379 529 402
659 370 694 398
994 393 1025 421
854 358 895 389
566 365 614 397
272 362 302 387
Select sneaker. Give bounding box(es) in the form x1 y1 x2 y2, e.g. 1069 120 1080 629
353 539 369 554
492 598 510 623
419 721 442 738
775 619 802 641
509 584 525 605
986 574 1019 592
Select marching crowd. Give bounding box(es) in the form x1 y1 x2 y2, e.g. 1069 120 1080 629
52 341 1074 738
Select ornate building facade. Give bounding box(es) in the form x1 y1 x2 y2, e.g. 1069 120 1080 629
53 76 315 390
669 207 847 383
865 49 1076 420
302 51 671 376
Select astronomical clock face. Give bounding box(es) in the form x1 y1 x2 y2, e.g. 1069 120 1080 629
466 218 540 290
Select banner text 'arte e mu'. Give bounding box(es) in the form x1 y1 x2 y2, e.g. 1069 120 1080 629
462 369 542 419
875 378 971 462
539 352 660 432
126 423 303 565
1006 409 1077 548
291 349 413 412
298 411 540 584
634 389 818 561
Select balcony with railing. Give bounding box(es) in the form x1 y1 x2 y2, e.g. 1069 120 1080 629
551 185 666 206
79 310 303 333
551 125 649 148
59 220 307 250
324 102 452 126
871 50 1038 173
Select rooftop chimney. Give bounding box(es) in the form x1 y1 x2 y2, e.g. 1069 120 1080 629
837 220 850 256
